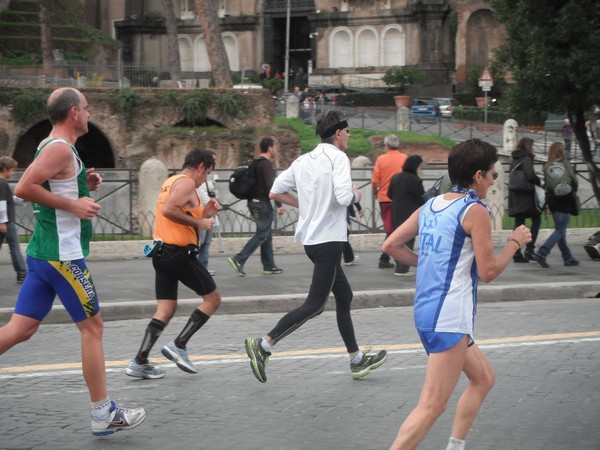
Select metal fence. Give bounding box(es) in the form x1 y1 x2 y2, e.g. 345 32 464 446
291 103 596 160
10 163 599 242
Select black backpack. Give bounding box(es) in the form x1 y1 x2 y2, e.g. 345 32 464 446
229 159 257 200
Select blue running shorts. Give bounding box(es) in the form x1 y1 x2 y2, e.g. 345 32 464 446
417 330 474 355
15 256 100 322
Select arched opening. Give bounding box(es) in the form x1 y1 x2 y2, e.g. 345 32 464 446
356 28 378 68
466 9 496 71
330 28 353 68
382 26 406 66
13 121 115 169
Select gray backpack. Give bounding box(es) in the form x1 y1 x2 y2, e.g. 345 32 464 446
545 160 572 196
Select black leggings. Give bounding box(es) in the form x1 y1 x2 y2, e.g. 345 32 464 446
268 241 359 353
513 213 541 252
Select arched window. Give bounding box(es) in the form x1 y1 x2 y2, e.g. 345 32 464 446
194 36 211 72
222 32 239 71
178 35 193 71
382 25 405 67
330 27 353 68
356 27 378 67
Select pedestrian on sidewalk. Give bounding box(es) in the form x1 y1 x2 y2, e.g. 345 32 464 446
372 134 407 268
508 137 542 263
0 88 146 436
342 201 363 265
126 149 221 378
197 171 218 276
530 142 580 268
0 156 27 283
387 154 425 276
383 139 532 450
244 110 387 383
228 137 284 276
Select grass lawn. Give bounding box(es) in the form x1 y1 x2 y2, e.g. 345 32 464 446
276 116 455 155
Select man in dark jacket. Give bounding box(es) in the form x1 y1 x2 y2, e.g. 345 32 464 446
228 137 284 276
387 155 425 275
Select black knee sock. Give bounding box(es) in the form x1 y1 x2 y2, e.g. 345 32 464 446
175 309 209 349
135 318 166 364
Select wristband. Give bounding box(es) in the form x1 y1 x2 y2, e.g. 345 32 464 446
507 238 521 248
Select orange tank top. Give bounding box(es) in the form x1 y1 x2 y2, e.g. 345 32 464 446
154 174 203 246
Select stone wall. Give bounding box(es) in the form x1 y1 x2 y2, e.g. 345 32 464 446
0 87 300 171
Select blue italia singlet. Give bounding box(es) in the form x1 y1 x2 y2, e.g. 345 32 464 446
414 194 481 336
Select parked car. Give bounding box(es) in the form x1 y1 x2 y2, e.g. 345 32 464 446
436 98 461 118
410 97 440 121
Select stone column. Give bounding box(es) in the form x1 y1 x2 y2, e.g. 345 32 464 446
138 157 168 235
396 106 410 131
503 119 518 154
487 160 505 231
285 95 299 118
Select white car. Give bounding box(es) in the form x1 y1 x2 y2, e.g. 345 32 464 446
436 98 461 118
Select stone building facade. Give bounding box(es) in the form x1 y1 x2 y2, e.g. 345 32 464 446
88 0 505 94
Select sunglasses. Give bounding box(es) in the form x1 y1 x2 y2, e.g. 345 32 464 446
484 170 499 180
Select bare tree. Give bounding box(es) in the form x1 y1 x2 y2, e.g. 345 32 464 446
39 0 53 81
194 0 232 88
162 0 182 87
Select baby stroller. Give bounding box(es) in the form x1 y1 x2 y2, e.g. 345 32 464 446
583 231 600 260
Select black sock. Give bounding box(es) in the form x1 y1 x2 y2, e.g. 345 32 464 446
135 318 166 364
175 309 209 348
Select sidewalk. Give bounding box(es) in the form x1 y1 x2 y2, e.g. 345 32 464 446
1 234 598 324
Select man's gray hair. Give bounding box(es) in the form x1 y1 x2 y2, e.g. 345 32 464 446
384 134 400 149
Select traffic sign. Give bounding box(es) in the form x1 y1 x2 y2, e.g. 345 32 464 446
479 66 493 82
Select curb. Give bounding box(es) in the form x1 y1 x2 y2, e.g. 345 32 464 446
1 229 597 263
2 281 598 325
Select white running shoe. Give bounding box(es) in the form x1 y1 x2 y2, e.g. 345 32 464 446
125 359 165 379
343 255 360 266
161 340 198 374
91 401 146 436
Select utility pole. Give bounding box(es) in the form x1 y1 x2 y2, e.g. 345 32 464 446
283 0 291 94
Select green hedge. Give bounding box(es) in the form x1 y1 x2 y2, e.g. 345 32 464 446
335 92 396 107
453 106 510 124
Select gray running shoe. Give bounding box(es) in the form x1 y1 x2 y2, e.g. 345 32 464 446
227 257 246 276
125 359 165 379
245 337 270 383
351 348 388 379
91 401 146 436
161 340 198 374
263 267 283 275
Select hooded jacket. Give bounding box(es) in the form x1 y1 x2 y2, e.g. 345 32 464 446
508 147 541 217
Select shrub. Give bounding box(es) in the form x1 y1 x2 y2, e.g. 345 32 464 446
12 89 48 124
182 90 214 124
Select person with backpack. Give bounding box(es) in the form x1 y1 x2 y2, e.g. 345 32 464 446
529 142 580 268
508 138 542 263
227 137 284 276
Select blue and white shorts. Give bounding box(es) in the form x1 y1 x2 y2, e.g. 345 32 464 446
15 256 100 323
417 330 474 355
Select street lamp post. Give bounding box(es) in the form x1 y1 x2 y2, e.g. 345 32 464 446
283 0 291 94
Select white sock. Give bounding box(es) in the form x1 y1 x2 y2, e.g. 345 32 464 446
446 437 465 450
351 351 364 364
260 337 273 353
91 397 112 420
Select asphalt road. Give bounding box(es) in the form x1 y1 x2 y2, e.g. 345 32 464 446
1 298 599 449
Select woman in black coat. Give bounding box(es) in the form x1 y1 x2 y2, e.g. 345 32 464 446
508 137 542 262
387 155 424 276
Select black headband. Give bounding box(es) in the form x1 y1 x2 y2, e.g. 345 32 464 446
318 120 348 139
